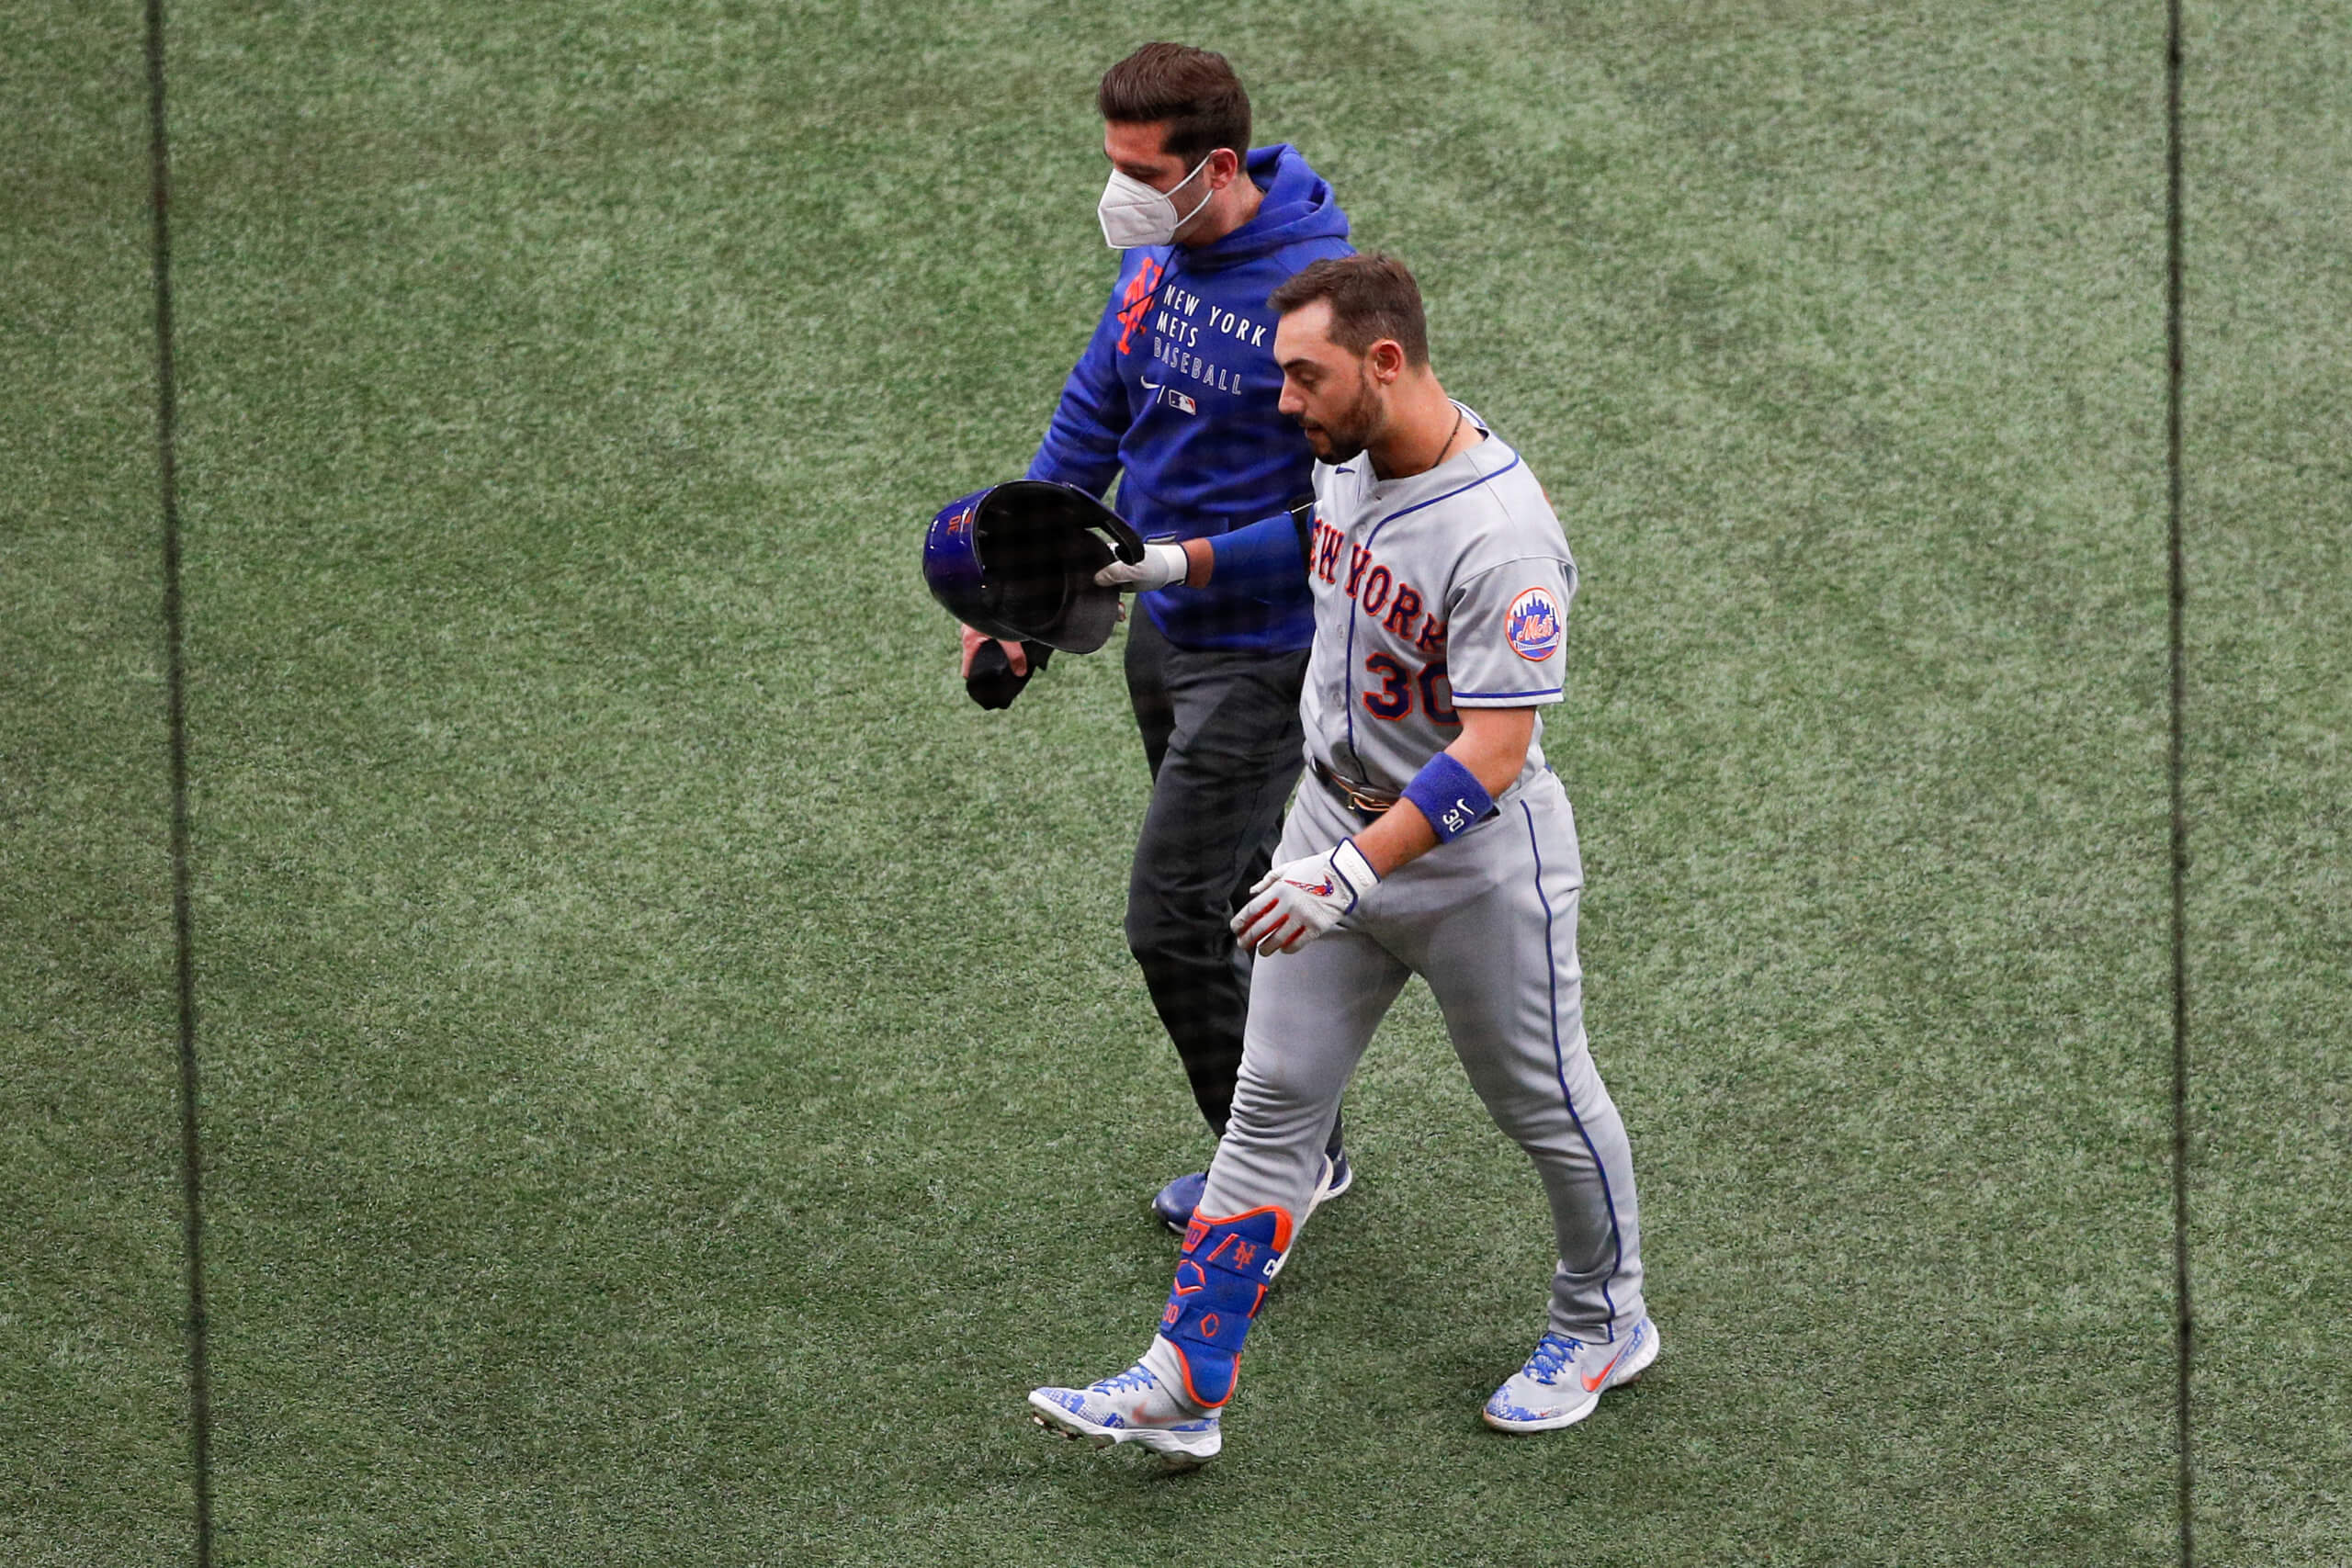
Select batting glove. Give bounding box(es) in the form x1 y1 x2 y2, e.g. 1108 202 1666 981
1230 840 1380 956
1093 542 1189 592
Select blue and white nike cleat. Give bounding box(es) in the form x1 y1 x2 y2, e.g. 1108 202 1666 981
1028 1337 1222 1471
1482 1317 1660 1433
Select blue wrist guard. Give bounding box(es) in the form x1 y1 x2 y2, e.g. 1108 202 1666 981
1401 751 1497 841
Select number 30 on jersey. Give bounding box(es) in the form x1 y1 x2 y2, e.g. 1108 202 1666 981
1362 654 1457 724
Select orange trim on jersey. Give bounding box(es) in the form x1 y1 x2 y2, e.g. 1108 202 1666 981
1381 582 1425 637
1361 651 1413 722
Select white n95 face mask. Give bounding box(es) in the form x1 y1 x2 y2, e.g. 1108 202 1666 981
1096 155 1216 249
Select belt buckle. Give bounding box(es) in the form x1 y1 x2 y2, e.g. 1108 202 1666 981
1324 766 1394 817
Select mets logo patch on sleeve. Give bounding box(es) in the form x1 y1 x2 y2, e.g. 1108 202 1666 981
1505 587 1562 661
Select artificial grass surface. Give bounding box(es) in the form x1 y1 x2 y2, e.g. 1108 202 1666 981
2 0 2342 1562
2183 4 2352 1562
3 6 195 1563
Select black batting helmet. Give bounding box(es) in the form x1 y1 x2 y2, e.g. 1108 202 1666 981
922 480 1146 654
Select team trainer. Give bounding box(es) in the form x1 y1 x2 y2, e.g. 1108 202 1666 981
966 44 1359 1228
1029 254 1656 1469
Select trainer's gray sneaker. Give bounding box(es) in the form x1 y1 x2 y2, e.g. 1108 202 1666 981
1482 1318 1659 1433
1154 1149 1353 1235
1308 1148 1353 1215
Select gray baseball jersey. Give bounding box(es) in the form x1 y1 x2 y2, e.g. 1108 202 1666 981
1300 407 1576 799
1197 406 1646 1346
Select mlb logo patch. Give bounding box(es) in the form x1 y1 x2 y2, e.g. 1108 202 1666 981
1506 587 1562 661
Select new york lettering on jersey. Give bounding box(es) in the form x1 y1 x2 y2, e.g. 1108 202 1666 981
1297 410 1577 800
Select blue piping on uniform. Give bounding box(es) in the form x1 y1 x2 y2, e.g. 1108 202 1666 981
1361 454 1524 548
1523 798 1627 1337
1451 686 1562 700
1341 588 1361 769
1340 449 1526 768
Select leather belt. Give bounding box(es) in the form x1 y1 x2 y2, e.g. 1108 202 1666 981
1311 759 1400 820
1312 757 1511 832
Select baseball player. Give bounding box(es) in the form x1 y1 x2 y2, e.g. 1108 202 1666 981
959 44 1361 1230
1027 254 1655 1469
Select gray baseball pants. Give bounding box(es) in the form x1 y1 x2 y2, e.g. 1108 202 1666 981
1197 766 1646 1340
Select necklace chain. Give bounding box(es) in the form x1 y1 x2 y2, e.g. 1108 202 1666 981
1374 405 1468 481
1428 406 1464 474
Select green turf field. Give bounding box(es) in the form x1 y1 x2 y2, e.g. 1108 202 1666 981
5 1 2344 1562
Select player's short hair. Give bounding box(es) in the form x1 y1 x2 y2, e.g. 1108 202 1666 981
1268 253 1430 367
1097 43 1252 164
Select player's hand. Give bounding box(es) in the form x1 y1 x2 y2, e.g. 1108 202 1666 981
1093 542 1189 592
1231 840 1379 956
959 623 1026 678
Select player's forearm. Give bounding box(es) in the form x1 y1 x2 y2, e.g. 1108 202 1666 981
1355 712 1536 877
1445 711 1539 799
1353 797 1440 877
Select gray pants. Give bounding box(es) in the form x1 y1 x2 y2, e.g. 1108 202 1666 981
1198 767 1646 1339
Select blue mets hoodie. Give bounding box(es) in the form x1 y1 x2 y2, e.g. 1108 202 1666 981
1026 143 1353 651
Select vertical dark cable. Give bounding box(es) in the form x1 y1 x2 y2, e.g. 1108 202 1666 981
2165 0 2192 1563
142 0 213 1562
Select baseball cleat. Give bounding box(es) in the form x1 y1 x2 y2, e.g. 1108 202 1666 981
1154 1152 1351 1235
1150 1170 1207 1235
1027 1338 1222 1471
1482 1317 1659 1434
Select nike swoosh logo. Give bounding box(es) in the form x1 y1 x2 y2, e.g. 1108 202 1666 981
1582 1336 1635 1393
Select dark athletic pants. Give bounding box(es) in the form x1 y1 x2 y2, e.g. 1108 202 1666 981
1123 609 1343 1160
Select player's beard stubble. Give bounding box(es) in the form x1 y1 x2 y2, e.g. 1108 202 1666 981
1295 367 1384 467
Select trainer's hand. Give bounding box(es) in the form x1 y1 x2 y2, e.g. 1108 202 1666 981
959 623 1026 678
1231 840 1380 956
1093 542 1190 592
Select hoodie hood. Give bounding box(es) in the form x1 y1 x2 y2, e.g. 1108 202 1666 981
1024 142 1355 652
1182 144 1351 270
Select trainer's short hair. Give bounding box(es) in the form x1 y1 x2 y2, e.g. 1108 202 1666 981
1267 254 1430 367
1098 43 1252 164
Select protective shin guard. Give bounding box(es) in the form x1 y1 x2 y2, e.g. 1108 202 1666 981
1159 1205 1294 1408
